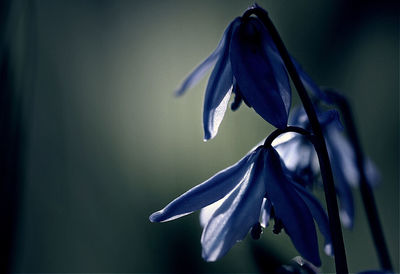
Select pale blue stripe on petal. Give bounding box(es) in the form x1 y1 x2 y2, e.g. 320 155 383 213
260 198 272 228
203 19 241 140
201 148 266 261
199 191 231 228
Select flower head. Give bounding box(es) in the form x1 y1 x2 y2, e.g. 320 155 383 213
174 5 335 141
150 144 331 265
175 13 291 140
274 106 380 227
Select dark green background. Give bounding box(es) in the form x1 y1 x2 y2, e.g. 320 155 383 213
6 0 398 272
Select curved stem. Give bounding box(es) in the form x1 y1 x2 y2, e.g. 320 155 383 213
263 126 313 147
325 89 393 271
243 6 348 273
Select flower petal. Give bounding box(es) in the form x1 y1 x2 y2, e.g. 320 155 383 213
264 147 321 266
325 127 355 228
260 198 272 228
318 109 343 130
263 26 291 115
275 134 314 171
175 18 241 97
291 57 332 104
325 125 358 186
203 19 241 140
201 148 266 261
288 106 308 126
149 149 257 223
230 17 290 129
290 181 332 255
199 193 229 228
290 106 342 130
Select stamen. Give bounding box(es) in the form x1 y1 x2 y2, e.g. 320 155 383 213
231 84 251 110
251 222 263 240
230 85 243 111
273 218 284 234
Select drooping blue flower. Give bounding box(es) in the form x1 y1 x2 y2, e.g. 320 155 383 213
150 145 331 265
274 106 380 228
175 14 291 140
174 5 336 141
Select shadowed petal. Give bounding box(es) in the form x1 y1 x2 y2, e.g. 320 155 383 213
291 57 332 103
175 18 241 97
325 128 355 228
230 17 289 129
290 106 342 130
203 19 241 140
326 125 358 186
265 147 321 266
318 109 343 130
149 149 258 223
201 148 266 261
290 181 332 255
288 106 308 126
262 26 291 115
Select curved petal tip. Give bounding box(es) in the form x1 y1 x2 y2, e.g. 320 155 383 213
149 211 160 222
149 210 192 223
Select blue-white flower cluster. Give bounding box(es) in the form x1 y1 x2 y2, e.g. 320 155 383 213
150 145 331 265
149 4 380 269
275 106 380 228
175 14 327 141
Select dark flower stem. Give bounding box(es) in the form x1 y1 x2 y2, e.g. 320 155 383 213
325 90 393 271
263 126 312 147
242 6 349 273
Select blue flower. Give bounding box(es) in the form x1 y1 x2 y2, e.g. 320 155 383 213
150 145 331 265
174 5 336 141
274 106 380 228
175 15 291 140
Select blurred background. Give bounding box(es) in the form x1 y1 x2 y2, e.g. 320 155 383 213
1 0 398 272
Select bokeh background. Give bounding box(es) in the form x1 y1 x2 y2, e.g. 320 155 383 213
2 0 398 272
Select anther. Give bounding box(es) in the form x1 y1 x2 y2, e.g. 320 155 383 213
273 218 284 234
251 222 263 240
231 86 243 111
